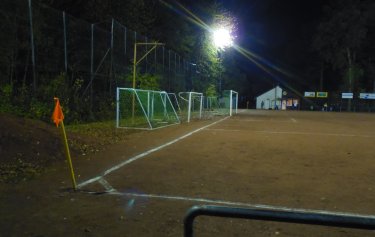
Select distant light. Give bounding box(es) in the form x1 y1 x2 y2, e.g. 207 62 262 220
213 28 233 49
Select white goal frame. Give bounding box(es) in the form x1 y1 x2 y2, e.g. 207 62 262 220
229 90 239 116
168 92 181 112
116 87 180 130
178 92 203 123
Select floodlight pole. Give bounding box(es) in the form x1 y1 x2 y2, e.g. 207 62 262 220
133 42 165 89
132 42 165 118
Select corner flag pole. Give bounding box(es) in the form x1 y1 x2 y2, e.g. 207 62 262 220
52 97 77 190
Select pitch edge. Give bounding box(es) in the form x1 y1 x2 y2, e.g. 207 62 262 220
77 116 230 189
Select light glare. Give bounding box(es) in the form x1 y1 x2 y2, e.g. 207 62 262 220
213 28 233 49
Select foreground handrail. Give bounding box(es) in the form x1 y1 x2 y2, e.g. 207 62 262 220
184 205 375 237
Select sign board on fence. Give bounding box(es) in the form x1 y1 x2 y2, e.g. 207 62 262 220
316 92 328 98
304 92 315 97
341 93 353 99
359 93 375 100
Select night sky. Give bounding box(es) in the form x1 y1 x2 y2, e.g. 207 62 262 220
219 0 327 94
48 0 340 96
24 0 373 103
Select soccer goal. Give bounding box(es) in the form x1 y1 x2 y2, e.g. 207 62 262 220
201 90 238 117
221 90 239 116
168 92 181 112
204 96 220 111
228 90 239 116
178 92 203 122
116 88 180 130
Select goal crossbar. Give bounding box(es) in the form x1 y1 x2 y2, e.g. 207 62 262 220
116 88 180 130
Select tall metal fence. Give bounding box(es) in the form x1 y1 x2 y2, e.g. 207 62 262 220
0 0 197 121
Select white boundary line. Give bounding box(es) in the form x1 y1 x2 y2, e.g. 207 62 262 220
230 119 293 123
206 128 242 132
255 130 375 138
108 191 375 219
77 116 230 189
203 128 375 138
98 178 117 192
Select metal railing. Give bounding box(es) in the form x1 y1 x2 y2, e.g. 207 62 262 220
184 205 375 237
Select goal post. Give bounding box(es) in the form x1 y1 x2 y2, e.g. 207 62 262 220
222 90 239 116
229 90 238 116
178 92 203 123
168 92 181 113
116 88 180 130
175 90 238 120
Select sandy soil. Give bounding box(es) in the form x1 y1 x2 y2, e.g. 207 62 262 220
1 110 375 237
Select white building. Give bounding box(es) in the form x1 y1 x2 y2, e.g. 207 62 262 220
256 86 283 109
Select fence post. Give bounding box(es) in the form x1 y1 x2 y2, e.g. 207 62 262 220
28 0 36 92
110 18 114 94
154 41 157 73
145 37 148 73
182 59 185 75
134 31 137 64
162 46 165 74
124 26 127 56
90 23 94 116
168 50 171 91
63 11 68 74
174 52 177 77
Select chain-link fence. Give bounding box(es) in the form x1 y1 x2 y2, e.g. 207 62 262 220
0 0 197 122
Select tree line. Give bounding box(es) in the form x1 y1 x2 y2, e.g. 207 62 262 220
312 0 375 110
1 0 374 119
0 0 245 122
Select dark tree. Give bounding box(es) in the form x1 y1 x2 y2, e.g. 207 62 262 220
313 0 373 110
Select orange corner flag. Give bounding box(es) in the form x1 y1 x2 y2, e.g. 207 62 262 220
52 97 64 127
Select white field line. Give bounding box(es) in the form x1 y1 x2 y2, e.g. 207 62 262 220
98 178 117 192
255 130 375 138
230 119 293 123
290 118 297 123
204 128 375 138
206 128 242 132
108 191 375 219
77 116 230 189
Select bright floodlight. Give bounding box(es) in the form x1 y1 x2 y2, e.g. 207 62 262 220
213 28 233 49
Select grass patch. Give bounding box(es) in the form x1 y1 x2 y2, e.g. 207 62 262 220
66 120 140 145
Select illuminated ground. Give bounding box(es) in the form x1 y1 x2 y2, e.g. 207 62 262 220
1 110 375 236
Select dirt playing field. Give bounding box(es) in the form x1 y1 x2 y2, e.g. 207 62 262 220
1 110 375 236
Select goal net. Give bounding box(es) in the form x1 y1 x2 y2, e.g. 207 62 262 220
224 90 239 116
168 93 181 113
201 90 239 117
170 90 238 122
178 92 203 122
116 88 180 129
